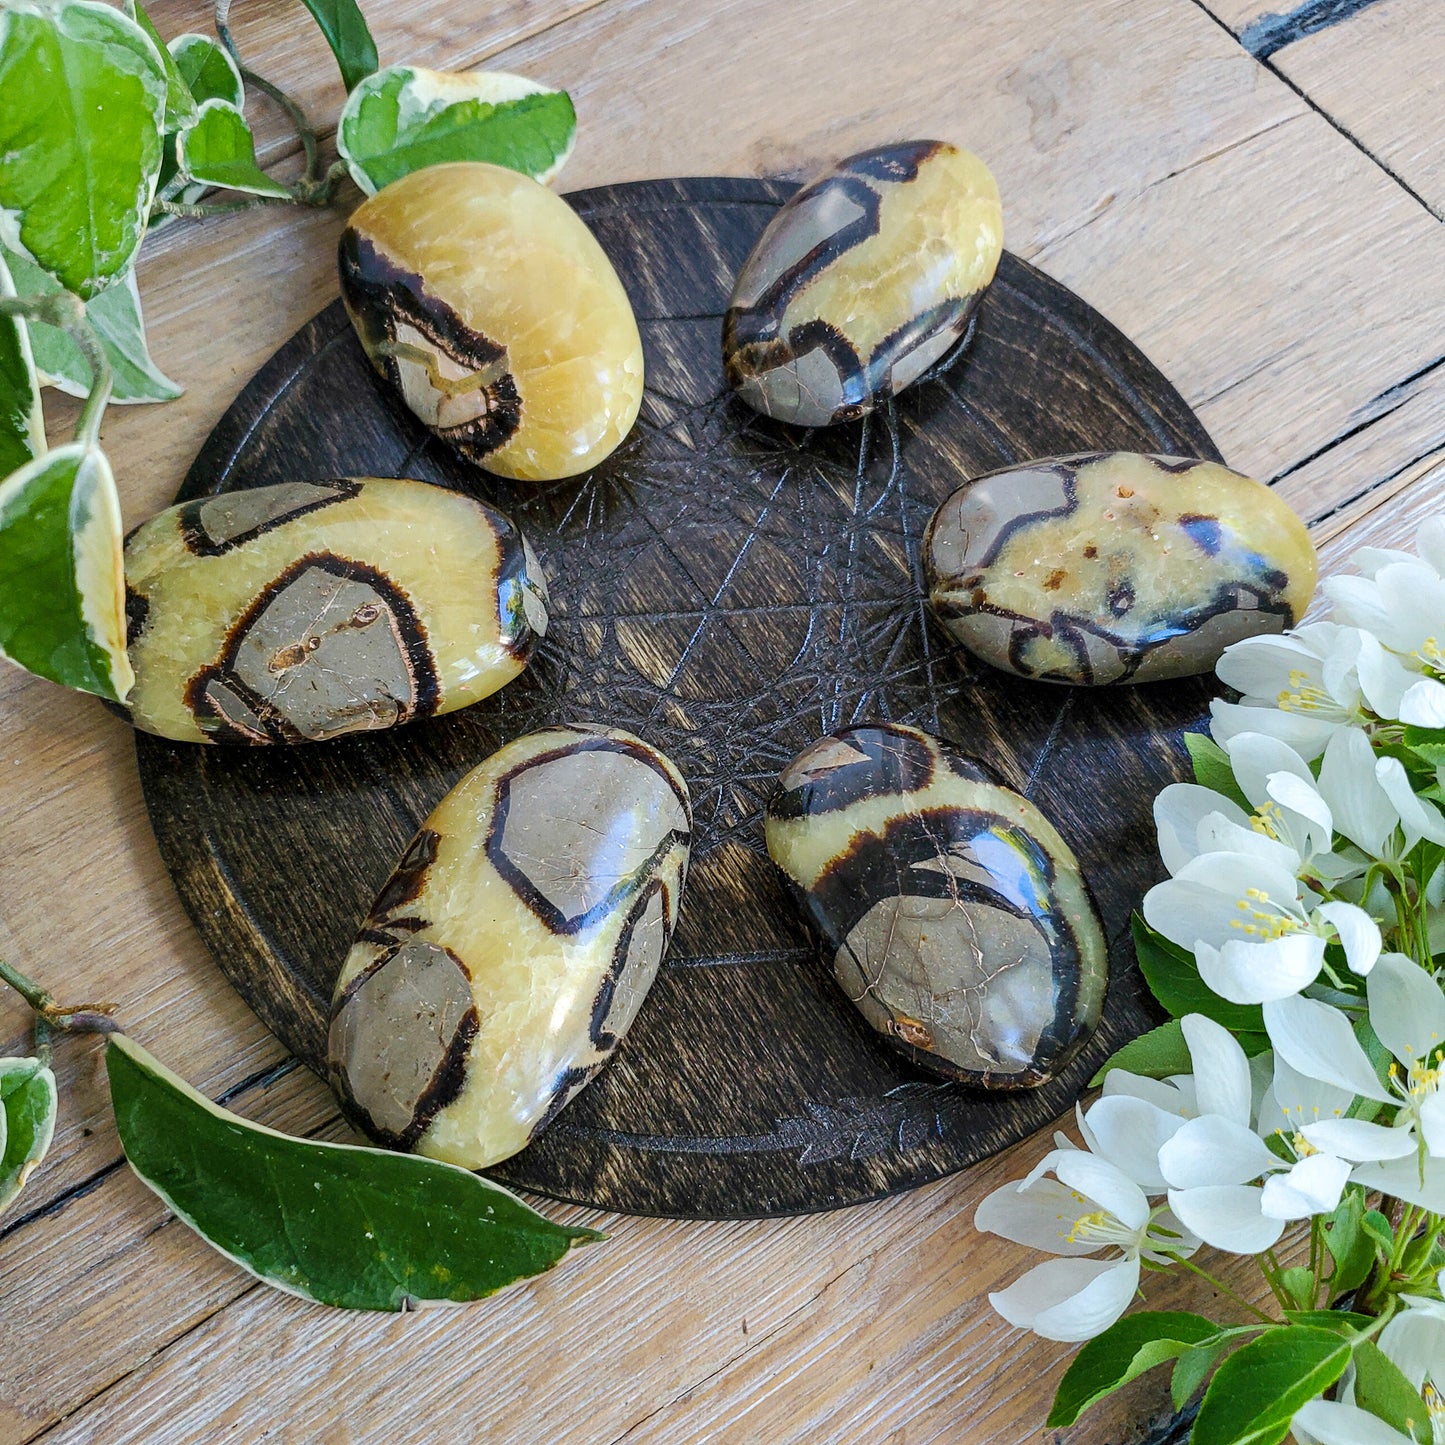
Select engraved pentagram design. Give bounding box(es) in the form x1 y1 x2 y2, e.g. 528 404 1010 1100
136 178 1221 1218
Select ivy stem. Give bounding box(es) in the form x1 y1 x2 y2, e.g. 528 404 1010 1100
71 321 112 450
152 196 290 219
0 958 121 1038
1172 1255 1278 1325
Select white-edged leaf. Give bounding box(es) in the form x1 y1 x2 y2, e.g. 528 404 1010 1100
176 99 290 200
0 1056 57 1214
337 66 576 196
0 442 133 701
167 33 242 109
0 251 44 474
0 1 167 298
132 1 196 129
106 1035 600 1311
3 245 180 403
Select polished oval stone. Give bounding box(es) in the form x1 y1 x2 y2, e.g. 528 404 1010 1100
124 476 548 744
328 724 691 1167
923 452 1318 685
764 723 1106 1089
339 161 644 482
722 140 1003 426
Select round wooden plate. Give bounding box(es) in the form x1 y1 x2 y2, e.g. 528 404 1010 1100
136 176 1219 1219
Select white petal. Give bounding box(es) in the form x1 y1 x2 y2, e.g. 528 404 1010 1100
1399 678 1445 727
1050 1151 1151 1232
1323 573 1397 640
1195 816 1303 873
1259 1152 1351 1219
1350 546 1421 580
1159 1115 1280 1188
1182 1014 1253 1124
1378 1303 1445 1390
1226 732 1313 809
1321 727 1398 856
1355 632 1414 718
1300 1118 1417 1162
1266 770 1333 851
1083 1095 1187 1192
1366 950 1445 1066
1210 700 1336 762
974 1176 1105 1256
1378 755 1445 846
1292 1400 1415 1445
1196 933 1325 1004
1215 632 1316 699
1419 1090 1445 1157
1377 564 1445 654
1315 900 1383 976
1154 784 1249 875
1351 1155 1445 1212
1264 994 1394 1103
1166 1184 1285 1253
988 1256 1140 1343
1100 1070 1192 1116
1267 1055 1355 1134
1416 516 1445 577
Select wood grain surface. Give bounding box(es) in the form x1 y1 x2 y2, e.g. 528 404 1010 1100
136 179 1221 1218
0 0 1441 1438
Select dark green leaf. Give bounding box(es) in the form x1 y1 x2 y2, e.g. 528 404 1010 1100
0 442 132 701
294 0 377 92
1354 1340 1430 1443
338 67 576 194
0 1 166 297
0 1056 57 1213
176 100 290 199
132 1 195 129
106 1035 600 1311
1282 1310 1375 1334
1047 1311 1219 1428
1186 732 1252 811
0 252 43 475
1132 916 1267 1032
1324 1190 1376 1296
1404 726 1445 769
1092 1019 1192 1084
1172 1340 1230 1411
4 245 180 403
1362 1209 1395 1257
1278 1267 1316 1312
1193 1326 1352 1445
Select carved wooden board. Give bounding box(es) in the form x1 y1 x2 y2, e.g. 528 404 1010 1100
135 176 1219 1218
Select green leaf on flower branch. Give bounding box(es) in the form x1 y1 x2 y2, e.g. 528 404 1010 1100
0 252 44 477
3 246 180 404
175 99 291 200
0 1 166 298
131 1 196 130
1324 1190 1378 1296
0 442 132 701
337 67 577 195
1282 1310 1375 1334
1353 1340 1432 1443
1361 1208 1395 1259
1091 1017 1269 1085
1278 1267 1316 1312
1186 732 1252 811
1403 726 1445 769
1047 1311 1220 1427
1172 1339 1233 1410
106 1034 601 1311
1192 1325 1352 1445
0 1057 57 1214
1132 916 1267 1033
294 0 377 92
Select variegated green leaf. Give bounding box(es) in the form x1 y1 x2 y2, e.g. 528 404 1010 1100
0 252 44 476
133 0 196 130
0 1 166 298
0 442 133 701
0 1057 57 1214
107 1035 599 1311
176 99 290 200
337 67 576 196
3 245 180 404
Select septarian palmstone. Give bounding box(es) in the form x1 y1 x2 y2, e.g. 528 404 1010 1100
339 161 644 481
923 452 1318 685
764 723 1106 1089
722 140 1003 426
124 476 548 744
328 724 691 1167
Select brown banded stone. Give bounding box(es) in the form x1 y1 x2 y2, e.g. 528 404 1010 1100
764 723 1106 1090
722 141 1002 426
923 452 1318 685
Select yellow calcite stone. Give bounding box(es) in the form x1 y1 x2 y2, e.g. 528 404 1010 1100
924 452 1318 685
339 162 645 481
328 725 691 1168
124 477 548 743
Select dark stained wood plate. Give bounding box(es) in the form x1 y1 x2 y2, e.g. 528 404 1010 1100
135 176 1220 1218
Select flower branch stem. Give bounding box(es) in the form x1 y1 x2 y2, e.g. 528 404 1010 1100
1173 1256 1277 1325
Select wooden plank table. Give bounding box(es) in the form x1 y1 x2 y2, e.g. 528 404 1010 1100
1 0 1441 1438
